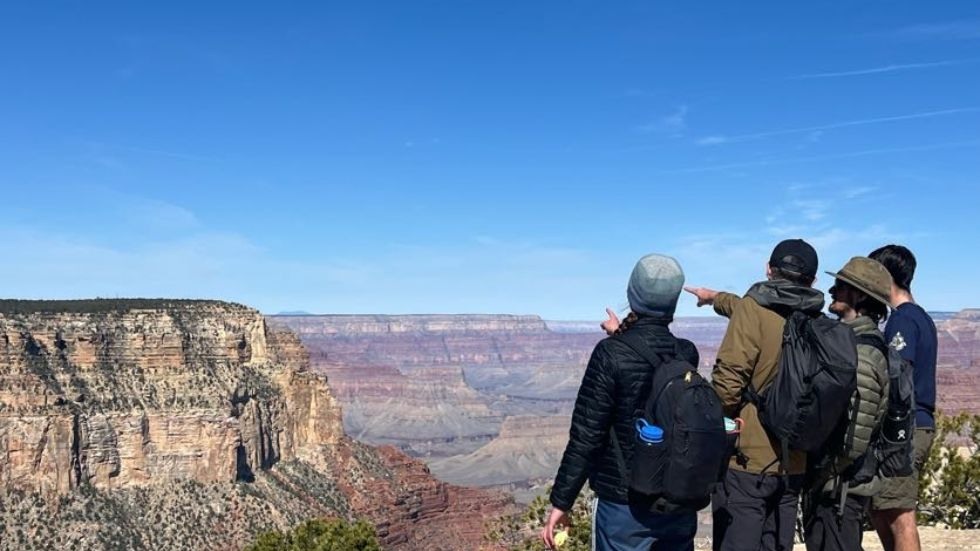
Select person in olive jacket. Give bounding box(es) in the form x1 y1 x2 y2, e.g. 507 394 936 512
542 254 700 551
685 239 824 551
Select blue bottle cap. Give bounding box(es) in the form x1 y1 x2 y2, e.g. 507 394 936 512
635 419 664 443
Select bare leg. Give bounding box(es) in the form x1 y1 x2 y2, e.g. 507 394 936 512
871 509 920 551
871 509 896 551
891 510 921 551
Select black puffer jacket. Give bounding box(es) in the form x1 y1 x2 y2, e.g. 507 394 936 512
549 317 699 511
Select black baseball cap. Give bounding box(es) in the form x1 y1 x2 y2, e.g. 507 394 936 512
769 239 818 278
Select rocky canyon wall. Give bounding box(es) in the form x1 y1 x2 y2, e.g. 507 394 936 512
274 311 980 494
0 300 513 550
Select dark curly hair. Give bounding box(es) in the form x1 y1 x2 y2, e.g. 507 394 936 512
613 311 640 335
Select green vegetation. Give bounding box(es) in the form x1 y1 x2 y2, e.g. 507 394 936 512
486 487 594 551
918 412 980 529
0 298 249 315
246 519 381 551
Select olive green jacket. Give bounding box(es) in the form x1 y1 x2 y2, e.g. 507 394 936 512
817 315 889 497
712 280 825 475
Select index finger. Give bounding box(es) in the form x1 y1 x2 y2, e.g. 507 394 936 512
683 286 700 295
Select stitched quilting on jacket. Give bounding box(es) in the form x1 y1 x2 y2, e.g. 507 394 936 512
549 316 699 511
815 314 889 496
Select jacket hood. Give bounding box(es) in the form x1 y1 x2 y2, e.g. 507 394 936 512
745 279 825 315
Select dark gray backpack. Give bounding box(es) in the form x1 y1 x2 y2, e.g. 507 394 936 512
610 332 728 511
745 310 858 471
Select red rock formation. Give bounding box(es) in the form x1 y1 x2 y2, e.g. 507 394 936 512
0 301 513 551
271 315 602 458
274 311 980 495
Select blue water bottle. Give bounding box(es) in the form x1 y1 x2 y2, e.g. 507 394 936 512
635 418 664 445
632 418 666 495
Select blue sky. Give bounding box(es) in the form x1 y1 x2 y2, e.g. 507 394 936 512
1 2 978 319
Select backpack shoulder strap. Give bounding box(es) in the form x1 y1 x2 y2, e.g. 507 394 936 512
855 333 887 356
743 312 799 405
607 331 676 485
610 331 674 369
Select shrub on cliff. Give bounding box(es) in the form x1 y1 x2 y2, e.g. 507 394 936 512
918 412 980 529
486 486 594 551
246 518 380 551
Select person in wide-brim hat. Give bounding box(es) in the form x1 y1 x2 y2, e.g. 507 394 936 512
804 255 892 551
826 256 893 311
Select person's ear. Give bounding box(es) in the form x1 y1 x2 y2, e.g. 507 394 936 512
765 262 772 279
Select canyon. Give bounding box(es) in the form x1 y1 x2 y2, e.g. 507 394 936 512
0 300 513 550
3 302 974 549
273 309 980 494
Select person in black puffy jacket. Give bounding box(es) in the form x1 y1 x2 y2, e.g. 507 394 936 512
542 254 701 551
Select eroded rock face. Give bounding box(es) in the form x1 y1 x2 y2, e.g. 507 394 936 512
271 315 604 458
0 301 513 551
0 302 339 494
428 415 572 489
937 309 980 415
274 311 980 495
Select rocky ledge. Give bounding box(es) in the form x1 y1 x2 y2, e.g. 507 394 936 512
0 299 513 550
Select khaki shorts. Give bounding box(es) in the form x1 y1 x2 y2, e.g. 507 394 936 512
872 428 935 511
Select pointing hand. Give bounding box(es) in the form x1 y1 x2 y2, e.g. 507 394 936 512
601 308 621 335
684 286 719 307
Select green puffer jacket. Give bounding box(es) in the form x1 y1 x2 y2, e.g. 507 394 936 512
818 314 889 496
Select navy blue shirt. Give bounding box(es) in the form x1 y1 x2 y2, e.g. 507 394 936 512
884 302 938 429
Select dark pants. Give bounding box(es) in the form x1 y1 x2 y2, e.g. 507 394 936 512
712 469 803 551
803 492 869 551
593 498 697 551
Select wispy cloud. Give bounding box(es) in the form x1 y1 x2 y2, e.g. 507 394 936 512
637 105 688 134
793 199 831 222
696 136 728 146
126 199 200 231
787 59 973 80
0 207 620 317
843 186 876 199
694 107 978 146
880 20 980 41
668 140 980 173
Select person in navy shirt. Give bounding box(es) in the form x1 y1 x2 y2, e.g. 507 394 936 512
868 245 937 551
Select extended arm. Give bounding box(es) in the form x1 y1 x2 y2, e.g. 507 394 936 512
711 299 760 417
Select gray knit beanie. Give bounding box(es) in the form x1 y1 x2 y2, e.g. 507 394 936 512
627 254 685 317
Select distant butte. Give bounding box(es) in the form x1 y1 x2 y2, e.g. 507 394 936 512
272 309 980 494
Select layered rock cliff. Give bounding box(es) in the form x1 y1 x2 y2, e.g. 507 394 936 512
0 300 513 550
275 311 980 494
270 315 603 459
428 415 571 492
937 309 980 414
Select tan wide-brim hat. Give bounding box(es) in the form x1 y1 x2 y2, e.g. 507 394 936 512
826 256 892 307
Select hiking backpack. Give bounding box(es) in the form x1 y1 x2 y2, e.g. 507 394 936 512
610 331 729 511
856 333 916 477
745 310 859 469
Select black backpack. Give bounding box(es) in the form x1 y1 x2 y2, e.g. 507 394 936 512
856 333 916 477
745 310 858 471
609 332 728 511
